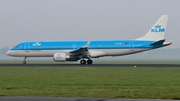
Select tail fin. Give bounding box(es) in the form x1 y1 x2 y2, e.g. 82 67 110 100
137 15 168 40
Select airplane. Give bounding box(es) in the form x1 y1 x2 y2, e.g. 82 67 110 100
6 15 172 65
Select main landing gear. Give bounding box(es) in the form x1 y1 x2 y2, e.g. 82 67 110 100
80 59 93 65
22 57 27 64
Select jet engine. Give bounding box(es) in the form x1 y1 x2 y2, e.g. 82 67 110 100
53 53 70 62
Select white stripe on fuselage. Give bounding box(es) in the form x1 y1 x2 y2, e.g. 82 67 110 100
7 48 151 57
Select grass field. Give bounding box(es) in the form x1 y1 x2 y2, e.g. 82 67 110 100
0 66 180 99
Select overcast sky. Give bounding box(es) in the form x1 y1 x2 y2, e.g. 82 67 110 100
0 0 179 49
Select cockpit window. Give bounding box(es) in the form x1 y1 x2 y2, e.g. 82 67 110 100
14 45 19 48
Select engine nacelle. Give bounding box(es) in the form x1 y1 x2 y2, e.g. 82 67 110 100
53 53 70 62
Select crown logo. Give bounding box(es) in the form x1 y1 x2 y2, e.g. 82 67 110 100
33 42 41 46
154 24 161 28
151 24 165 32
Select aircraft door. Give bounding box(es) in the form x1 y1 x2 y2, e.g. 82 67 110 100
24 43 30 52
72 44 76 49
129 40 134 51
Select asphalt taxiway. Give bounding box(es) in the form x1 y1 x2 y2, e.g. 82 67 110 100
0 63 180 67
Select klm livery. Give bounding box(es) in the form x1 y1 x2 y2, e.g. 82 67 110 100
6 15 172 65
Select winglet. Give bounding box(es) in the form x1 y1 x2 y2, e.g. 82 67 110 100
70 40 91 54
82 40 91 48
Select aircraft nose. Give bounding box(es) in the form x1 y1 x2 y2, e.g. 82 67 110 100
6 50 11 56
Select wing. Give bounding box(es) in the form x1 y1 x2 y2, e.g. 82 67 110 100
69 41 91 58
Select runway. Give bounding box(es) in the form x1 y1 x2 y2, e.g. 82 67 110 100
0 97 179 101
0 63 180 67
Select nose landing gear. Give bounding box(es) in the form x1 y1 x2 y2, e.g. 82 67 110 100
22 61 26 64
22 57 27 64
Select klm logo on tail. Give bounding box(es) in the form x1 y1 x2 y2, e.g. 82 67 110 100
151 25 165 32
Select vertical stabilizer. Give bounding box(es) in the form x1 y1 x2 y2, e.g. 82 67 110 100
137 15 168 40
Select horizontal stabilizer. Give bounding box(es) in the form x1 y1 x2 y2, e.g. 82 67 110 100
150 39 165 46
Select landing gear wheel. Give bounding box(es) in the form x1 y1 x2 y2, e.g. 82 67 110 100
80 60 86 65
22 61 26 64
87 60 93 65
22 57 27 64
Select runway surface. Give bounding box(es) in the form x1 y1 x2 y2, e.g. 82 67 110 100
0 97 179 101
0 63 180 67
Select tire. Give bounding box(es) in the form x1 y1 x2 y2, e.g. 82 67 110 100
22 61 26 64
87 60 93 65
80 60 86 65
